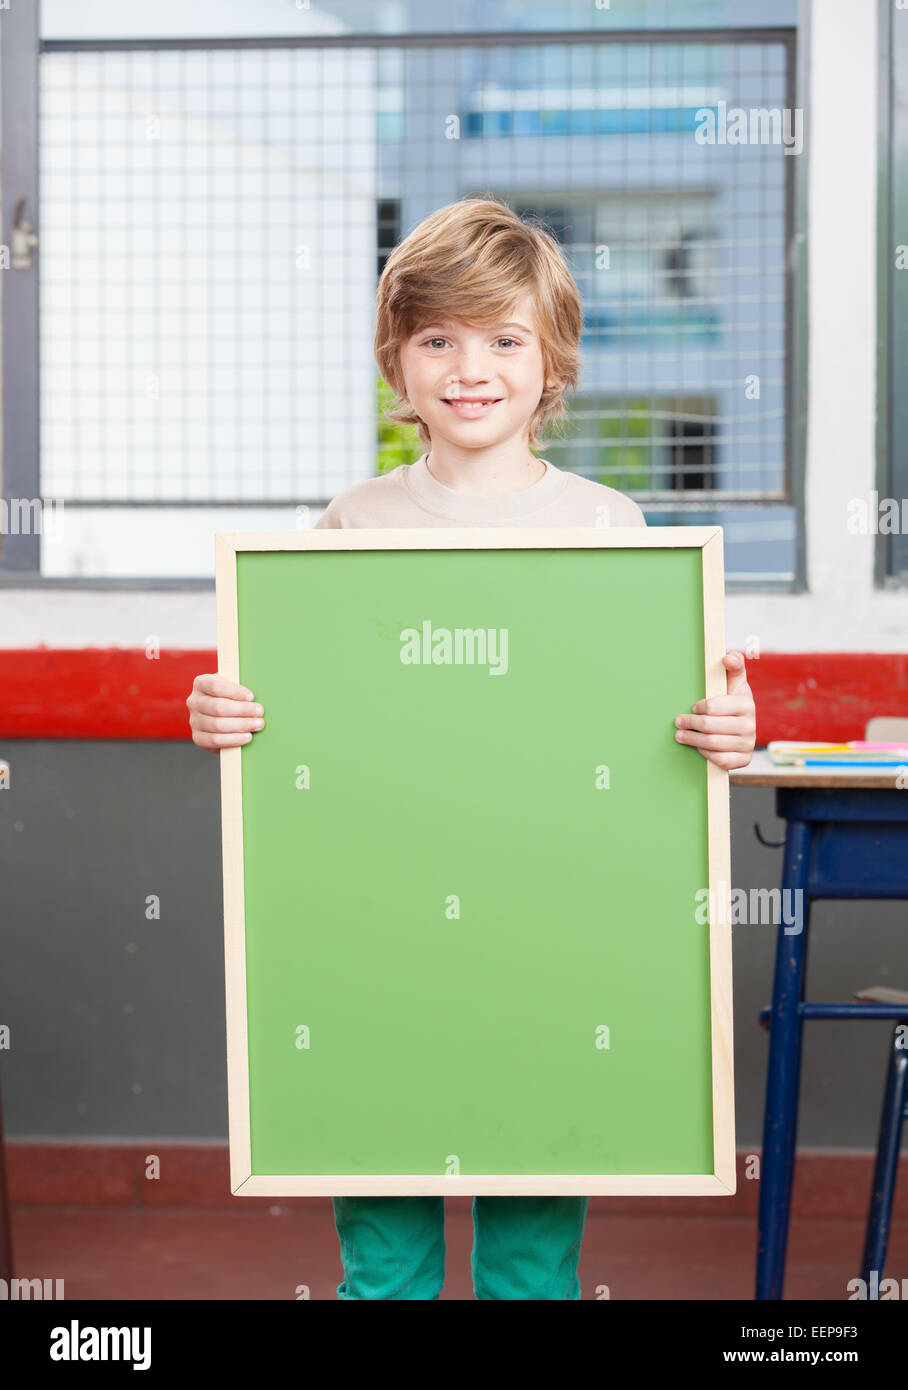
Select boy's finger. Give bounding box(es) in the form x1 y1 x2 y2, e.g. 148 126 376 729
189 695 263 718
676 713 753 736
190 714 264 734
700 748 753 769
193 672 255 700
723 650 749 694
677 729 753 751
691 695 752 716
194 731 254 750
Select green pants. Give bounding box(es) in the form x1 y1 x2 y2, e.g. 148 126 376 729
332 1195 589 1300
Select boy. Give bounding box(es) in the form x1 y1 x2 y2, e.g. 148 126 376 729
188 197 756 1299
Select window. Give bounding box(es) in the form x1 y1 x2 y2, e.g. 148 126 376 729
8 2 801 580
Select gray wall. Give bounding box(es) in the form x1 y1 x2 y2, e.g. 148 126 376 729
1 740 905 1149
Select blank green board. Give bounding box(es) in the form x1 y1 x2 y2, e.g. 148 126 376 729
230 540 719 1183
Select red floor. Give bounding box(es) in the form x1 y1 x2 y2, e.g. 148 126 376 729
11 1198 907 1300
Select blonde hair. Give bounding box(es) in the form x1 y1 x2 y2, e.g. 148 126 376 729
375 196 582 452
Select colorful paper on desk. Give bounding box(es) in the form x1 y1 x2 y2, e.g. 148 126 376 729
768 740 908 766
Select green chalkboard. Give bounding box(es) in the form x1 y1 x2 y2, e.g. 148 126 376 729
217 528 734 1197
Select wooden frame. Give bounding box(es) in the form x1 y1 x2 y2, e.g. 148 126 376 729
216 526 734 1197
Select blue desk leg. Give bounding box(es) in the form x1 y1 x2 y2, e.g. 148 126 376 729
860 1026 908 1292
756 817 812 1301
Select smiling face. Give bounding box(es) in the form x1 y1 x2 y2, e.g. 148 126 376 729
397 294 552 452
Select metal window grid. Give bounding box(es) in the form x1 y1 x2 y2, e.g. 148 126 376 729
37 29 797 517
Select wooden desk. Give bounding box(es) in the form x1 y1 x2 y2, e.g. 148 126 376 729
731 749 908 790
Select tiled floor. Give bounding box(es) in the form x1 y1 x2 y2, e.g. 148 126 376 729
11 1199 907 1300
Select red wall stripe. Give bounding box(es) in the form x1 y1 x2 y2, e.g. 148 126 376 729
0 647 907 742
0 648 211 740
748 651 908 743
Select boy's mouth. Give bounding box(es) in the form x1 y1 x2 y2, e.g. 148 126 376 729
441 397 502 417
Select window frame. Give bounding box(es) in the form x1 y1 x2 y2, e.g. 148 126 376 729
875 0 906 590
1 20 807 590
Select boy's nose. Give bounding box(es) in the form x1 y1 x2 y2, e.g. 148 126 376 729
452 346 493 376
448 361 492 386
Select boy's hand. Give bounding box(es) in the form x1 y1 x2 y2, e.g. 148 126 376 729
674 650 755 770
187 673 264 751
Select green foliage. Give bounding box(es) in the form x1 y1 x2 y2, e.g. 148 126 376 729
590 405 653 492
543 397 653 492
377 376 421 474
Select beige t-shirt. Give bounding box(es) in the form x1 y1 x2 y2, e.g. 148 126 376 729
314 454 647 530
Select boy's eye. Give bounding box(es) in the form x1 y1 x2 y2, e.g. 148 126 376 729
420 335 520 349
